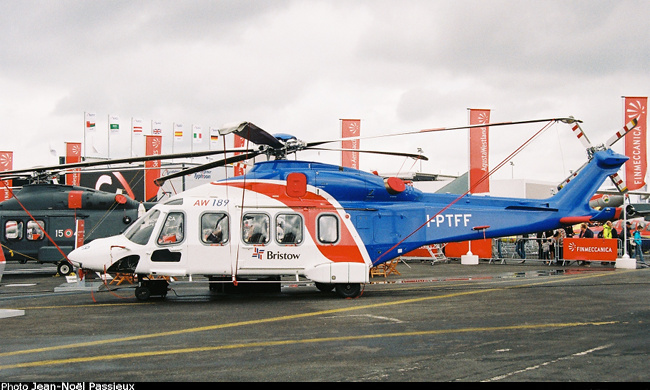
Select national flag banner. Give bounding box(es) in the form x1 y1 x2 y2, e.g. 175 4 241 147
145 135 162 201
174 123 184 140
151 120 163 135
468 108 490 194
132 117 144 135
192 124 203 144
83 112 98 159
209 127 220 150
0 151 13 201
85 112 96 131
131 117 145 157
624 96 648 191
65 142 82 186
173 122 188 153
109 115 120 133
341 119 360 169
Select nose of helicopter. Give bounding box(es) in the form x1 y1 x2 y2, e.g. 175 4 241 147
68 237 122 272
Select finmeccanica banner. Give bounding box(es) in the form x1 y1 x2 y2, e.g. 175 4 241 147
234 134 246 176
469 108 490 194
145 135 162 201
65 142 82 186
341 119 360 170
624 96 647 191
563 238 618 261
0 151 12 201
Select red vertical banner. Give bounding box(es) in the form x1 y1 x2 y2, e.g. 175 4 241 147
65 142 82 186
0 151 13 201
234 134 246 176
145 135 162 201
624 97 647 191
341 119 360 169
468 109 490 194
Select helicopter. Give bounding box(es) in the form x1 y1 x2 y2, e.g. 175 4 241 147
66 117 636 300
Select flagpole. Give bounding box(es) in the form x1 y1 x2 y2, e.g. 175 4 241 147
107 114 110 159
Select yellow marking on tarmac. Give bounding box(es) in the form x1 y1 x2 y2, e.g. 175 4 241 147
0 321 618 370
0 270 618 363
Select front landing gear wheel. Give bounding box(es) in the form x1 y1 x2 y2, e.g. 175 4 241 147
135 286 151 301
57 261 73 276
335 283 362 299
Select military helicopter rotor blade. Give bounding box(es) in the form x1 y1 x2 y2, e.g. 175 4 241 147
153 150 264 186
0 148 257 180
307 147 428 161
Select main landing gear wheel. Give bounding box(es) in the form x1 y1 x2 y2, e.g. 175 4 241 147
335 283 362 299
57 261 74 276
315 282 335 293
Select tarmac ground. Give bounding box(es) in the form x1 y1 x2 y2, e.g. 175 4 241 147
0 257 648 382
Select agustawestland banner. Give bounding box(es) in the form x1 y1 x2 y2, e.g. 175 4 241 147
145 135 162 201
0 151 13 201
624 96 647 191
65 142 82 186
341 119 360 170
468 109 490 194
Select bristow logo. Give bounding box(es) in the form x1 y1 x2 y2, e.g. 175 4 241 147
252 248 265 259
251 249 301 260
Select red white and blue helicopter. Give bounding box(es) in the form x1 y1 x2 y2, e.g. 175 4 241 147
65 117 637 300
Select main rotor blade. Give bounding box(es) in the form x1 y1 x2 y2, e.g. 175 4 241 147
605 118 639 148
306 117 576 148
307 147 428 161
154 150 263 186
219 122 285 149
0 148 255 179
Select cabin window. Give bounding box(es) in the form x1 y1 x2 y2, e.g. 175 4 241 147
5 221 23 240
201 213 229 244
242 213 269 245
125 209 160 245
26 220 45 241
158 212 185 245
276 214 303 245
318 214 339 244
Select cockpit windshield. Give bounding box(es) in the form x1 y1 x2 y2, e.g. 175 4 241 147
125 209 161 245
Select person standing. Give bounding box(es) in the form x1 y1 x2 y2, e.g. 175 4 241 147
517 233 528 263
633 225 648 267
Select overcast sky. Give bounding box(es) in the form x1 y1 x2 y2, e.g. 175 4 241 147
1 0 648 184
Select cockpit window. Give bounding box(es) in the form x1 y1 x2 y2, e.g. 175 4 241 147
157 212 184 245
26 220 45 241
125 209 160 245
5 221 23 240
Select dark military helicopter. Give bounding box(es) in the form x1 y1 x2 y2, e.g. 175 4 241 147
0 149 253 275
